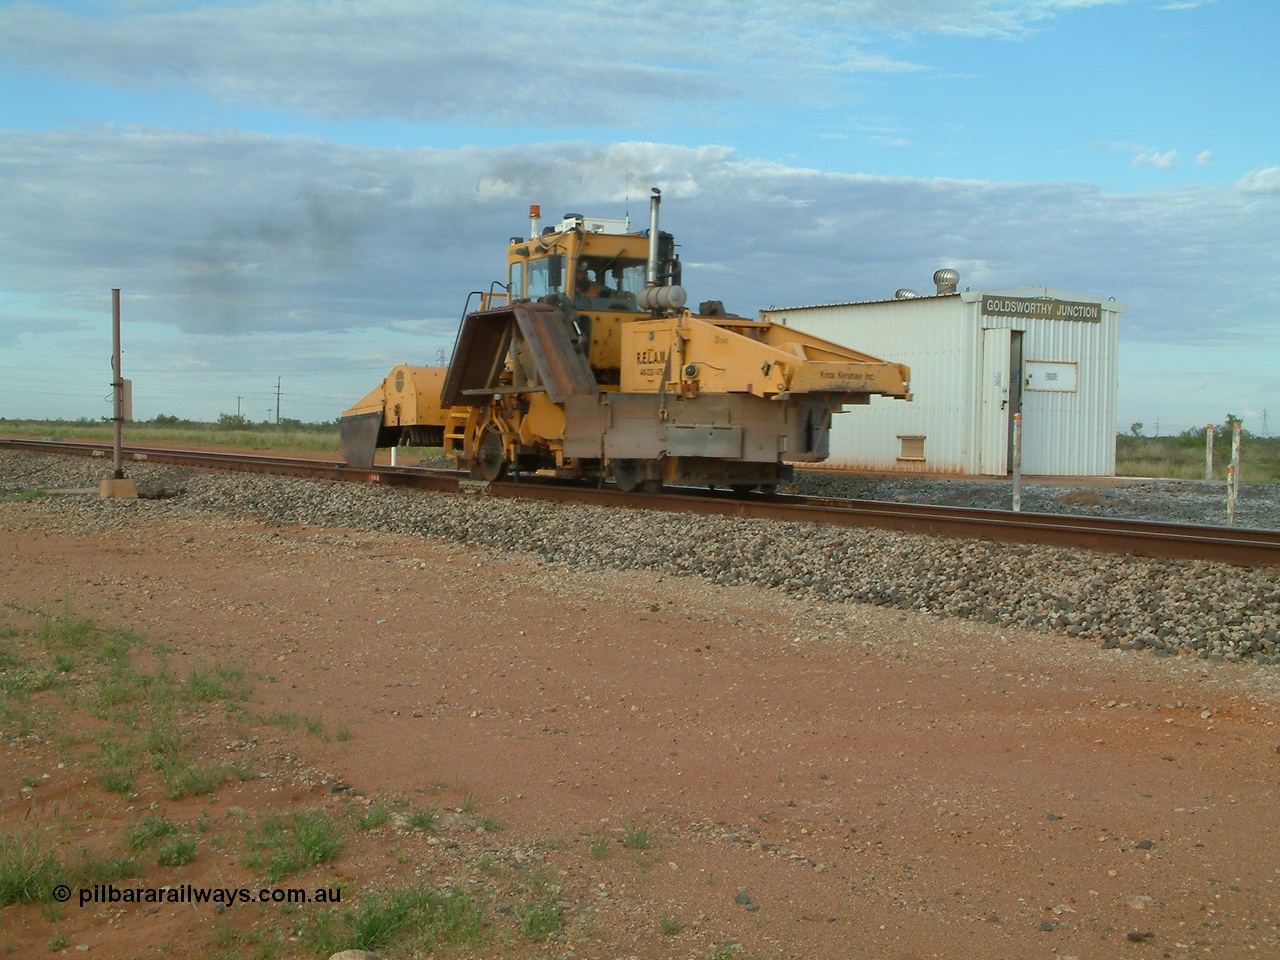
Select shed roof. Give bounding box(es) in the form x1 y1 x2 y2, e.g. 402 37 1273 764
765 286 1127 314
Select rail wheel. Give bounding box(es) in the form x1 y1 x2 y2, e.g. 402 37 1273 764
610 459 641 493
471 428 508 482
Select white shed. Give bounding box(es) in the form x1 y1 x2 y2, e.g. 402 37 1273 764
763 278 1125 476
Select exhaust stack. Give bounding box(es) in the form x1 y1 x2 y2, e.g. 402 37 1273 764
637 186 688 312
645 188 661 286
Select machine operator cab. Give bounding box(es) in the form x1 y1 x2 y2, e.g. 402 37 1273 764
507 210 673 312
502 205 689 373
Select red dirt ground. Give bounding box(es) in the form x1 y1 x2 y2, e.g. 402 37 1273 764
2 499 1279 959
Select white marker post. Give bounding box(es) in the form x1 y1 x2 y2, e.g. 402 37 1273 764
1204 424 1214 481
1227 465 1237 526
1228 422 1242 525
1232 422 1242 485
1011 412 1023 512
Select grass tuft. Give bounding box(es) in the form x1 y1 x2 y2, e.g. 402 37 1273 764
161 761 227 800
353 804 391 831
587 834 611 860
73 849 142 884
243 811 343 882
3 489 46 503
0 833 63 907
186 665 250 703
126 815 179 852
155 838 197 867
299 884 484 955
407 808 438 831
95 738 141 794
620 821 651 850
519 901 563 941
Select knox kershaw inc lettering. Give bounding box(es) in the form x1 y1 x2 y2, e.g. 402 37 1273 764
980 296 1102 323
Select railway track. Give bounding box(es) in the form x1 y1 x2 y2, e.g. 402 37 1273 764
4 437 1279 568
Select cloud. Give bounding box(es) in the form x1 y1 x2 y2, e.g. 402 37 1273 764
0 1 1148 126
1093 141 1183 171
1131 148 1179 169
0 2 728 126
1196 150 1214 166
4 130 1277 353
837 51 929 73
1239 165 1280 194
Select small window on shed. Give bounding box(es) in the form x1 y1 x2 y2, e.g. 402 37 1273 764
897 435 926 461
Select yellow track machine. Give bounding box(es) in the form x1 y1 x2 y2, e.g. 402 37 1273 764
340 190 910 491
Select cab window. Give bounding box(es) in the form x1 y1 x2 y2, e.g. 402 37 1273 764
574 257 646 307
527 255 564 299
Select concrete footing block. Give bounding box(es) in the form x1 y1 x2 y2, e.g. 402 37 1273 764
98 478 138 499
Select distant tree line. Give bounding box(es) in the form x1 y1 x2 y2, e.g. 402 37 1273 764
1125 414 1263 445
142 413 337 430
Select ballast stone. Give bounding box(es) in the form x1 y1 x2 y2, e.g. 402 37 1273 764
2 451 1279 664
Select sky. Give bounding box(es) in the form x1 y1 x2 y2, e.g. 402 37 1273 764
1 0 1277 437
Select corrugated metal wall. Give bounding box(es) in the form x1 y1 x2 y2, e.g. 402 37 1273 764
766 288 1122 476
1021 311 1118 475
768 298 976 473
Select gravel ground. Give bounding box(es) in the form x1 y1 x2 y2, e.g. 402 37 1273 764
5 451 1279 665
787 469 1280 530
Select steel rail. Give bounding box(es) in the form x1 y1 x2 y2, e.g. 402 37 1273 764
4 437 1278 567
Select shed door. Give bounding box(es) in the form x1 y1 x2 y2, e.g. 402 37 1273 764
979 328 1011 475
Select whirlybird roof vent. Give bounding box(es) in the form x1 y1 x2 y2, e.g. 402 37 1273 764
933 269 960 295
895 288 921 299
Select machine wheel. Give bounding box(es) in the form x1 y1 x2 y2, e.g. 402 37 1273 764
470 428 508 482
610 459 642 493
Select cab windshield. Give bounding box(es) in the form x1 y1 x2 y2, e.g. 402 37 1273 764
574 257 646 307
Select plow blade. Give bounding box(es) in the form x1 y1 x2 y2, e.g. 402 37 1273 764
338 411 382 469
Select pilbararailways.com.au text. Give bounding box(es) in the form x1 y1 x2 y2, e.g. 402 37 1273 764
62 883 342 908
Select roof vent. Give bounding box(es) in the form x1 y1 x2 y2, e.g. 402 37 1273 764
894 288 921 300
933 269 959 295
